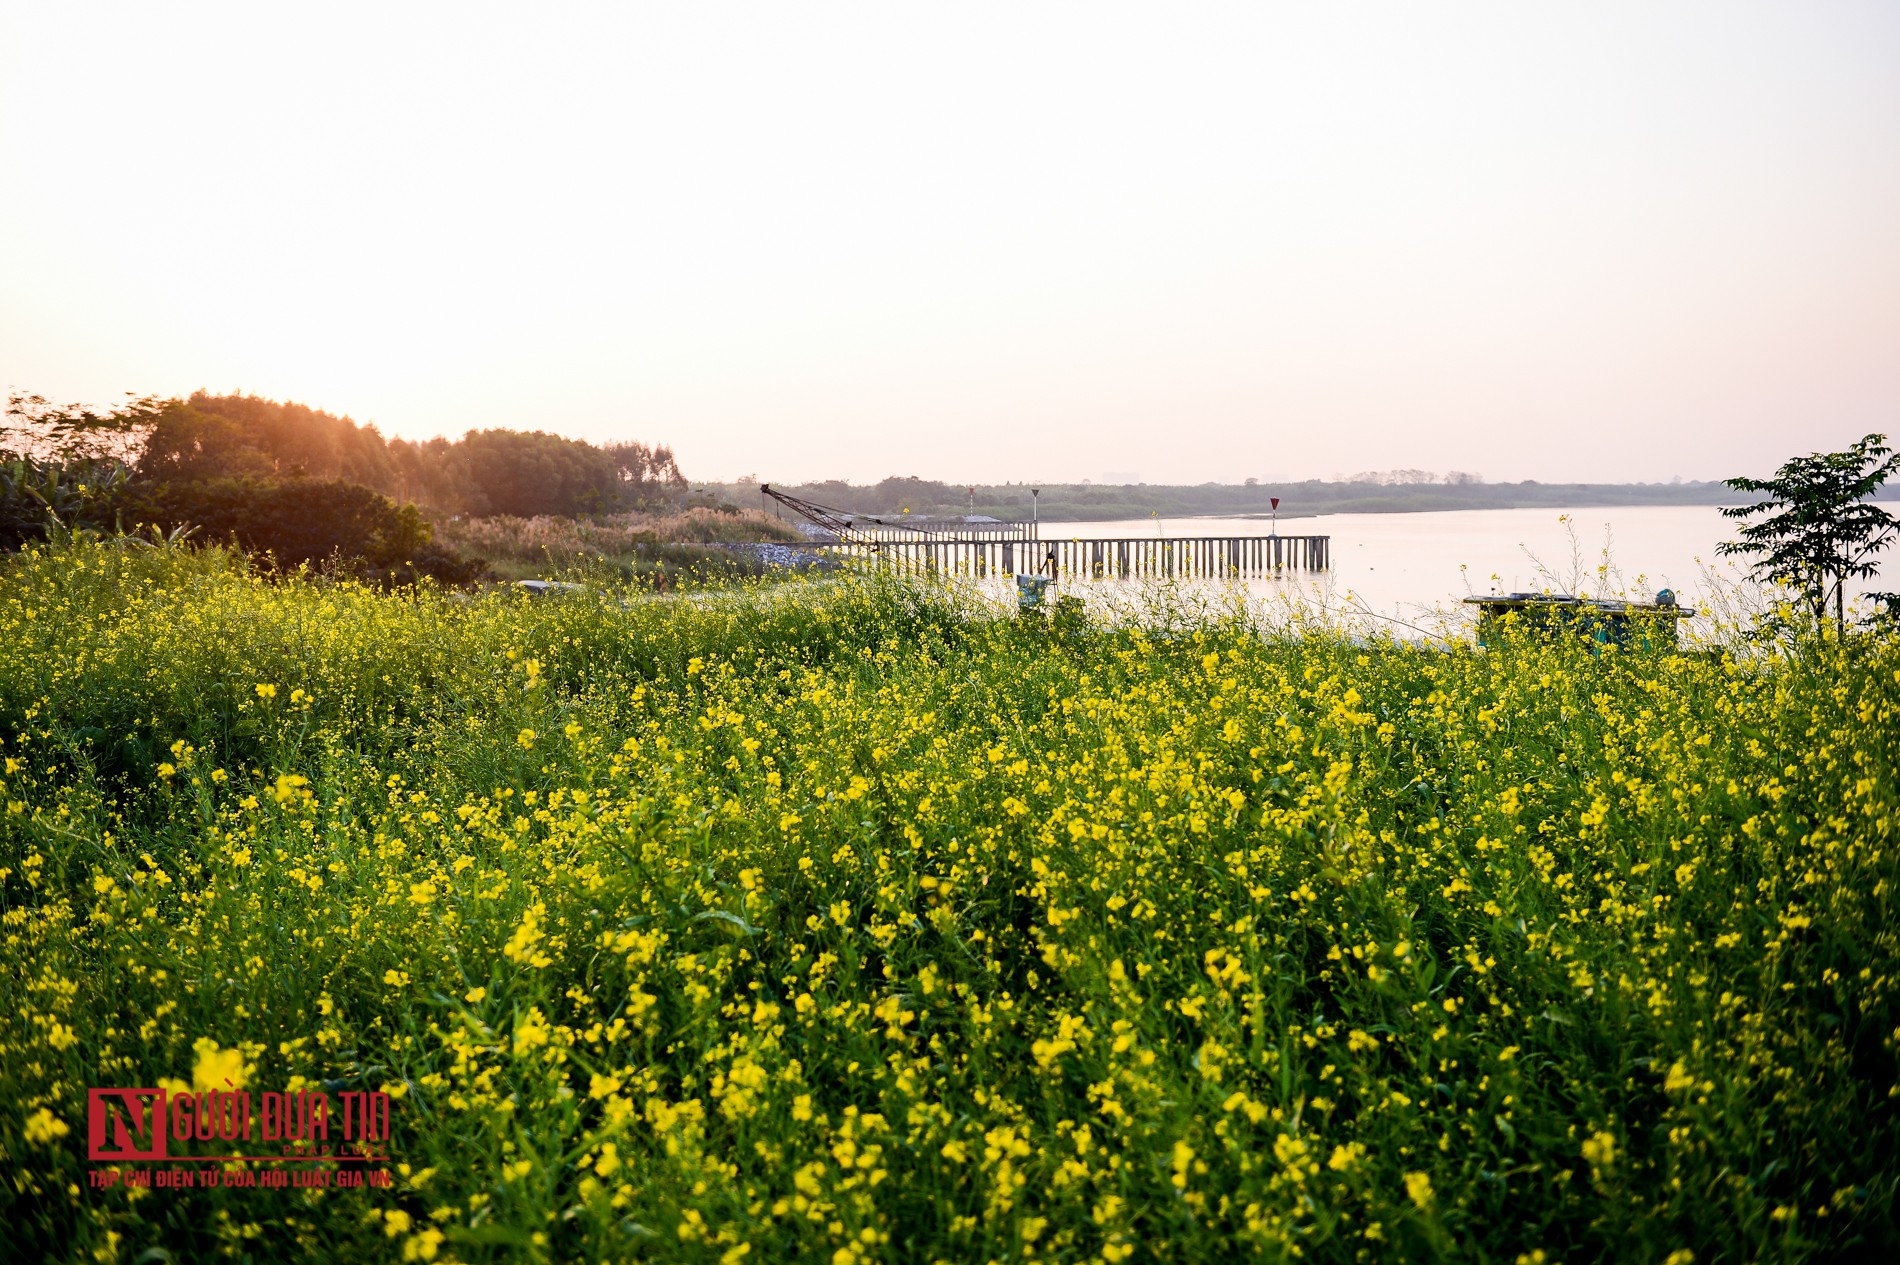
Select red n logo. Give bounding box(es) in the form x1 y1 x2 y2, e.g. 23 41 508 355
88 1089 168 1161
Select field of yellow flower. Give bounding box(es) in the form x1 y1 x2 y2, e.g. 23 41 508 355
2 540 1897 1262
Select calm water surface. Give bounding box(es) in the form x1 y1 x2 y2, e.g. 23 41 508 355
1035 505 1885 630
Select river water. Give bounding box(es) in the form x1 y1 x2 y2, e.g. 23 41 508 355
1034 505 1889 636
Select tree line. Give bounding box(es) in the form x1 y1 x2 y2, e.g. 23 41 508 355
2 390 690 579
7 390 685 515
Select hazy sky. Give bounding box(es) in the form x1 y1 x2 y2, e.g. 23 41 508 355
3 3 1897 486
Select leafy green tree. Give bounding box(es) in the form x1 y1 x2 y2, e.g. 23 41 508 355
1719 432 1898 631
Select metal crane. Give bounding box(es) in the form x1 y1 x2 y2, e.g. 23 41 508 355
760 485 962 547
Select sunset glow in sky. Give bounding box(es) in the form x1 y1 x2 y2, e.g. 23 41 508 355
3 2 1897 485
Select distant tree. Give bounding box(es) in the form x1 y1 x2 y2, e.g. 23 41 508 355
1719 433 1898 632
181 392 399 489
603 441 687 504
455 429 620 517
137 400 280 482
872 476 954 516
387 435 462 507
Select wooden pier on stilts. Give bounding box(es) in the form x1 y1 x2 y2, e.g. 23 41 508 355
829 533 1330 579
756 484 1329 580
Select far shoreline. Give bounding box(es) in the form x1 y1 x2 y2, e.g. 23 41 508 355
722 478 1885 526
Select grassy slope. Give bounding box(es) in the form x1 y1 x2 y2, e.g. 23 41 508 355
431 508 808 583
1 541 1896 1262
